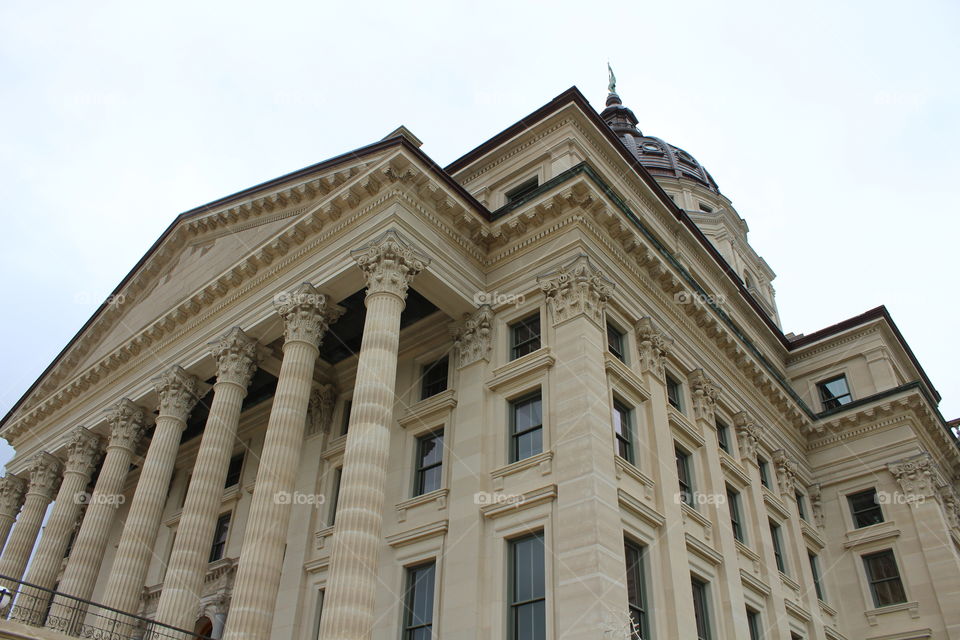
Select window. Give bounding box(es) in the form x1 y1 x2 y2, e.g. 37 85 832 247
716 419 731 454
505 177 539 204
758 456 771 489
613 401 635 464
727 486 745 543
698 202 714 213
414 431 444 496
746 608 762 640
421 357 449 399
209 513 231 562
328 468 342 526
312 589 325 639
666 374 683 411
809 552 825 601
863 549 907 607
607 323 626 362
624 540 649 640
795 492 808 521
341 400 352 436
848 488 883 528
691 577 712 640
510 392 543 463
509 533 546 640
769 521 786 574
224 453 244 489
403 562 436 640
817 375 852 410
510 315 541 360
676 447 693 507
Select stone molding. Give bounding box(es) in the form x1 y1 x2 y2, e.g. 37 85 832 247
635 316 672 380
274 283 345 347
887 452 946 499
105 399 147 453
452 305 494 368
155 365 201 422
211 327 258 389
0 475 27 516
733 411 762 460
537 255 613 326
689 368 718 423
63 427 101 475
306 384 336 437
773 449 798 496
351 229 430 301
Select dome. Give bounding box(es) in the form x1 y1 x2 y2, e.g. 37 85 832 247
600 92 719 193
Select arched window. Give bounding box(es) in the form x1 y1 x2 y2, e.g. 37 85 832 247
743 271 755 289
193 616 213 639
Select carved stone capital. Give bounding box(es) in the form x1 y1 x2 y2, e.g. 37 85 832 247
351 230 430 301
0 474 27 516
888 452 945 499
211 327 258 389
733 411 762 460
773 449 798 496
26 452 63 499
937 487 960 530
64 427 102 476
307 384 337 437
156 365 201 423
808 484 824 529
275 283 345 348
635 317 672 380
453 305 494 368
689 369 718 422
538 255 613 326
106 398 147 452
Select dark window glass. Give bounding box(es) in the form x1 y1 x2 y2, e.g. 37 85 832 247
510 532 546 640
727 486 745 543
341 400 352 436
421 357 449 399
510 315 541 360
863 549 906 607
666 374 683 411
699 202 714 213
511 392 543 463
809 552 825 601
613 401 634 464
818 375 852 410
770 521 786 574
329 468 342 526
224 453 244 488
209 512 231 562
415 431 444 496
505 177 539 204
848 488 884 528
607 323 625 362
716 419 730 454
312 589 325 640
403 562 436 640
624 540 649 640
746 608 762 640
758 457 771 489
676 447 693 507
691 577 712 640
796 492 808 521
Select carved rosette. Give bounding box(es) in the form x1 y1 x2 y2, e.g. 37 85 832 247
453 305 494 368
773 449 798 496
106 398 147 452
689 369 718 422
888 453 945 500
26 452 63 499
156 365 201 422
307 384 337 436
538 256 613 326
733 411 762 460
351 230 430 301
63 427 102 476
211 327 259 389
635 317 672 380
0 474 27 517
275 283 345 347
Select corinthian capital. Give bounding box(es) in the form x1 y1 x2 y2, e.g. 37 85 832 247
155 365 201 422
26 452 63 499
635 317 672 380
307 384 337 436
538 256 613 326
351 230 430 301
106 398 147 452
274 283 345 347
64 427 102 476
0 474 27 516
888 452 945 499
211 327 259 388
689 369 718 422
773 449 798 496
453 305 494 368
733 411 762 460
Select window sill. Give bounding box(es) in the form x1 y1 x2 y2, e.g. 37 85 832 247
801 518 826 550
313 524 335 550
668 408 705 449
491 450 553 489
614 456 655 489
397 389 457 430
486 348 554 391
395 488 448 522
762 486 790 520
719 451 750 488
864 600 920 626
843 521 900 549
604 353 650 402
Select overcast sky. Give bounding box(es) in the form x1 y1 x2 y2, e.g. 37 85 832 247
1 1 957 470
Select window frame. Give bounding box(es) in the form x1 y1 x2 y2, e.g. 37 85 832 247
613 399 635 464
808 551 825 602
863 549 907 608
676 446 694 508
607 322 626 363
624 538 650 640
758 456 772 489
420 356 449 400
848 488 884 529
402 561 437 640
414 430 444 496
510 390 544 463
208 511 231 563
746 608 762 640
727 486 745 543
769 520 787 575
795 491 808 521
665 373 684 412
328 467 342 526
504 176 539 205
817 375 853 411
716 418 731 454
340 399 353 436
509 313 542 361
691 576 712 640
508 531 547 640
224 452 244 489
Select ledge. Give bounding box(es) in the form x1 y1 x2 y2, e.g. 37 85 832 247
685 533 722 565
819 599 838 617
490 450 553 489
864 601 920 626
681 502 712 534
313 524 335 550
604 354 650 402
801 518 826 550
668 409 705 448
480 484 557 519
735 539 760 563
762 487 790 520
386 520 449 548
486 348 555 391
618 489 666 528
614 456 655 488
720 451 751 488
863 629 930 640
395 488 448 522
322 434 347 459
780 570 801 594
397 390 457 429
740 568 771 596
784 598 811 622
844 523 901 550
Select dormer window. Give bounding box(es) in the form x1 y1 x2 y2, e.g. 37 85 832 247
698 202 713 213
818 375 852 411
504 177 539 205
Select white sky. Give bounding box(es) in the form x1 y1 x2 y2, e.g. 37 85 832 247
1 0 957 470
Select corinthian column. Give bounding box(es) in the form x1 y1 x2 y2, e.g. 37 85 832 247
319 230 428 640
153 328 258 631
100 366 201 615
51 399 146 621
15 428 101 624
223 284 343 640
0 474 27 554
0 453 62 591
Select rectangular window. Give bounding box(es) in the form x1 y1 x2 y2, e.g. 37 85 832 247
624 540 649 640
770 521 786 574
341 400 352 436
414 431 444 496
613 401 635 464
510 314 541 360
727 486 745 543
505 177 539 204
312 588 325 640
863 549 907 607
758 457 771 489
676 447 693 507
666 374 683 411
224 453 244 489
403 562 436 640
809 552 825 601
510 392 543 463
328 468 342 526
746 608 762 640
818 375 852 410
209 512 231 562
420 357 449 399
795 492 808 521
691 576 712 640
607 323 626 362
509 532 546 640
848 488 884 528
716 419 730 454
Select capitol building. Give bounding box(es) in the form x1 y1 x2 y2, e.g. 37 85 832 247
0 80 957 640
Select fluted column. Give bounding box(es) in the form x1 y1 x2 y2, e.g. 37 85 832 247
153 328 258 631
0 474 27 554
223 284 343 640
101 366 201 615
319 230 428 640
50 399 146 624
14 428 101 624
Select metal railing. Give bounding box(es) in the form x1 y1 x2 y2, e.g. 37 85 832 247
0 574 210 640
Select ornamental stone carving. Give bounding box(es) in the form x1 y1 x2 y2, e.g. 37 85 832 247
773 449 798 496
538 255 613 326
689 369 718 422
106 399 147 452
63 427 102 475
937 487 960 530
733 411 762 460
453 305 494 367
155 365 201 422
26 453 63 499
307 384 337 436
635 317 672 380
274 283 345 347
351 230 430 301
211 327 258 388
0 475 27 516
888 452 945 499
809 484 824 529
